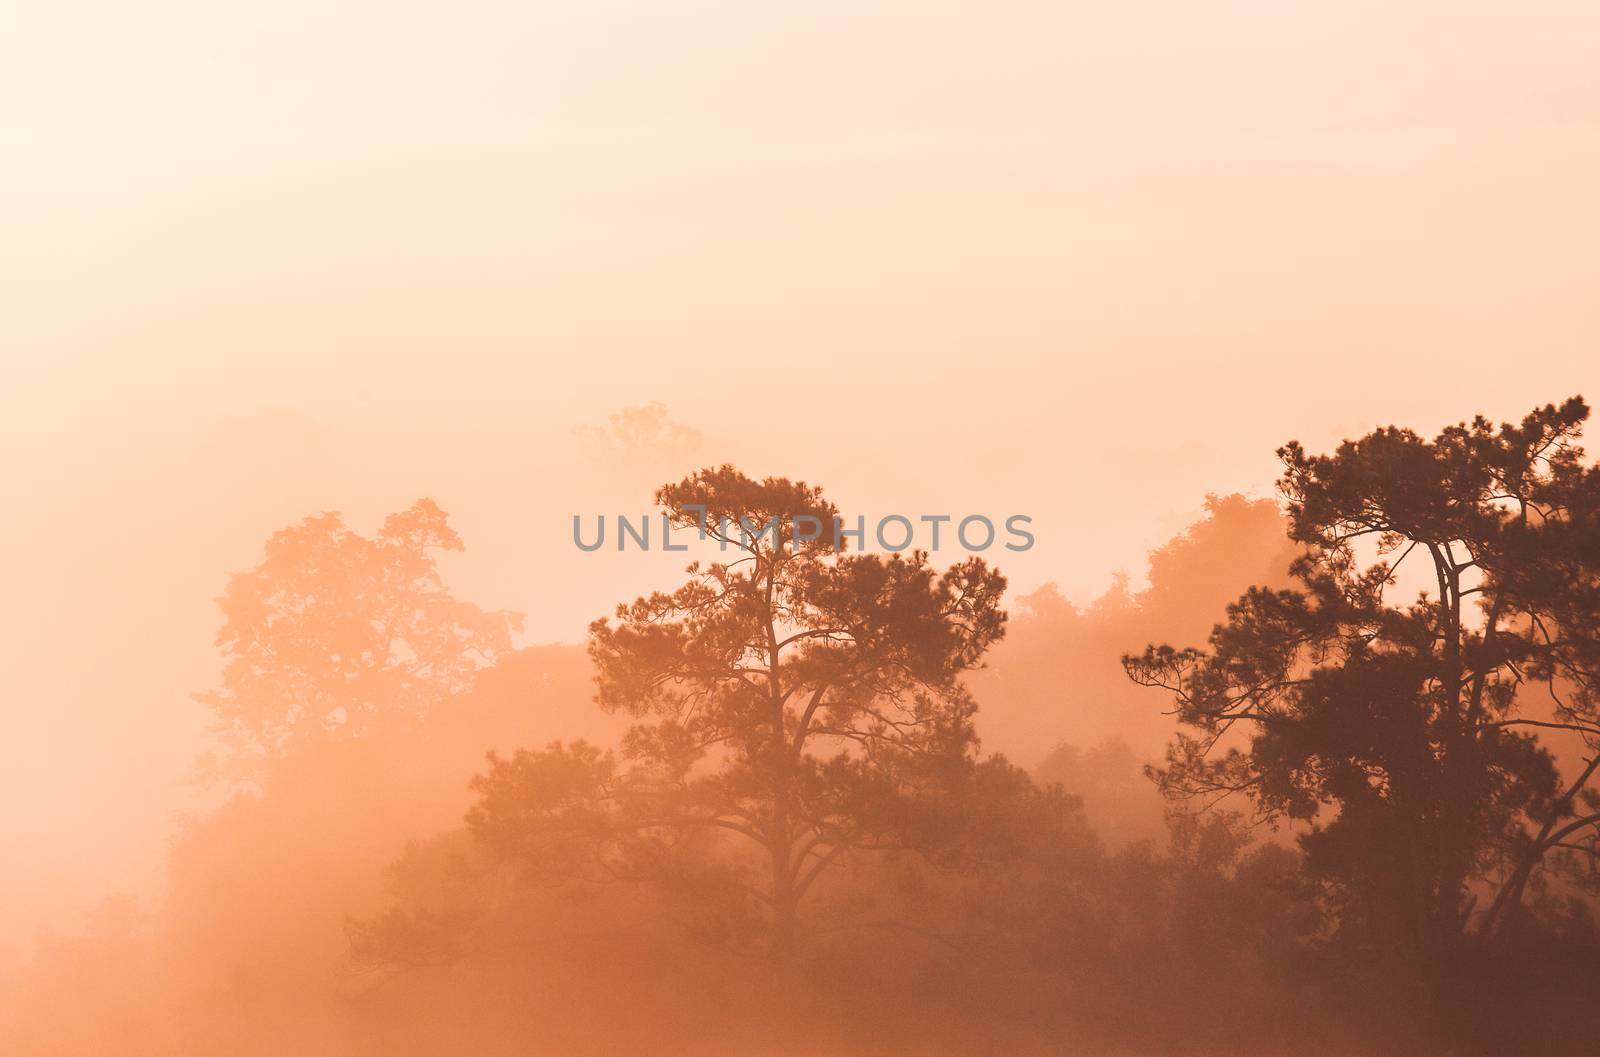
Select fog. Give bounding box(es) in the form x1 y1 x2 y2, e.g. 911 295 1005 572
5 2 1599 1053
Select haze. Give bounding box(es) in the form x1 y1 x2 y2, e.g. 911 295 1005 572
2 2 1597 1040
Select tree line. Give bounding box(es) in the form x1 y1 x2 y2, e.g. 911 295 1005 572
179 397 1600 1055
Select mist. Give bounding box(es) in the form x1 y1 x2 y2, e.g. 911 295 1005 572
6 2 1600 1053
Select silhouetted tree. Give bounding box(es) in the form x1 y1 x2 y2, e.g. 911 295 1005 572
198 499 519 767
1126 398 1600 958
468 467 1017 953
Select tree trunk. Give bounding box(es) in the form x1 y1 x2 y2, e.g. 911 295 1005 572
768 807 796 957
1431 545 1471 958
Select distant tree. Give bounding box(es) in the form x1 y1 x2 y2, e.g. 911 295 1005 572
467 467 1030 954
968 494 1297 763
1034 736 1167 847
1125 398 1600 957
198 500 519 767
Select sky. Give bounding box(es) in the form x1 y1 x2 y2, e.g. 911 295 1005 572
2 0 1598 951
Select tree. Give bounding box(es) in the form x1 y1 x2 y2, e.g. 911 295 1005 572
198 499 519 767
966 494 1297 763
1125 398 1600 957
468 466 1019 954
1033 736 1167 847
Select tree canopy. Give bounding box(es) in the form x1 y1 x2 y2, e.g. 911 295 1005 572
198 499 519 767
467 466 1067 953
1126 397 1600 955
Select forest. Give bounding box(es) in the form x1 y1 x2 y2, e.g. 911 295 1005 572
5 397 1600 1057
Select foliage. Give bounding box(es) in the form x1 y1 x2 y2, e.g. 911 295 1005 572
1126 397 1600 953
467 466 1053 952
197 499 520 766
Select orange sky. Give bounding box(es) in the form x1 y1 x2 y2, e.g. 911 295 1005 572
2 0 1597 954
